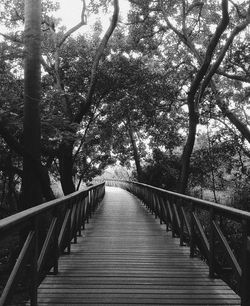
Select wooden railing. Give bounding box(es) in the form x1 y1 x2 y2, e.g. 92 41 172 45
101 179 250 306
0 182 105 306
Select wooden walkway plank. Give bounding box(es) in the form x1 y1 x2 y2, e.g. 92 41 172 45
37 187 240 305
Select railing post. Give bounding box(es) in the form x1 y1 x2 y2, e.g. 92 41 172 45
209 207 215 278
165 196 170 232
158 194 164 225
86 192 90 224
190 203 195 258
89 190 93 219
153 193 158 219
170 196 177 238
73 203 78 244
77 198 83 237
180 199 184 246
53 207 60 275
82 196 87 229
30 217 39 306
241 220 250 306
66 201 73 254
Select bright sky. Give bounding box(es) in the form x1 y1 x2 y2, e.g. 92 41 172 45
56 0 130 33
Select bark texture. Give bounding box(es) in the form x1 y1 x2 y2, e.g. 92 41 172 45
21 0 43 209
58 141 76 195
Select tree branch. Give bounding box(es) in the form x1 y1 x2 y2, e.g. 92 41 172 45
216 70 250 83
199 4 250 101
186 2 204 15
160 1 203 62
189 0 229 98
41 56 54 75
74 0 119 124
161 0 250 147
57 0 87 48
212 87 250 144
229 0 247 19
0 32 23 44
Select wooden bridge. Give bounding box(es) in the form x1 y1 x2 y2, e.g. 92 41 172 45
0 181 250 305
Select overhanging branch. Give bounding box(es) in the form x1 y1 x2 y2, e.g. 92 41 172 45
199 4 250 101
57 0 87 48
216 70 250 83
189 0 229 98
74 0 119 124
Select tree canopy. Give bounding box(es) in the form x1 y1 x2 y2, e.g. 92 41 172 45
1 0 250 216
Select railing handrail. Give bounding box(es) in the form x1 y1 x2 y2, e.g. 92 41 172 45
96 179 250 221
0 182 105 306
0 183 103 234
100 178 250 306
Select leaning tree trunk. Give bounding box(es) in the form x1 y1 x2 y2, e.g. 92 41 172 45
127 120 143 182
58 141 76 195
178 97 199 194
21 0 43 210
164 0 229 194
57 0 119 195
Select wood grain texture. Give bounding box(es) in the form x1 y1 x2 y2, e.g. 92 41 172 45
36 187 240 305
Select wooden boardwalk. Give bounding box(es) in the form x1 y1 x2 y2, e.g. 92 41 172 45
37 187 240 305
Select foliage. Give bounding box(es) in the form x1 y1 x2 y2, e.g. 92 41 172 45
0 0 250 212
141 149 179 190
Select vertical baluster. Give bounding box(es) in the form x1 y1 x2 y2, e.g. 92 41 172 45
144 186 147 207
209 207 215 278
88 190 92 219
30 217 38 306
158 194 164 225
66 200 72 254
148 189 152 213
53 207 60 275
77 197 83 237
153 192 158 219
157 193 162 223
151 189 155 214
82 196 87 230
165 195 170 232
169 195 176 238
190 203 195 258
146 188 150 211
87 189 91 218
73 202 78 241
180 199 184 246
92 189 96 212
241 219 250 306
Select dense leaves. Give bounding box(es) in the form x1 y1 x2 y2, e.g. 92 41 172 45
1 0 250 213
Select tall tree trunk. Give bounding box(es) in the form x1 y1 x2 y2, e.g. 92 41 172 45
127 120 143 182
163 1 232 194
207 127 218 203
58 141 76 195
178 97 199 193
21 0 43 210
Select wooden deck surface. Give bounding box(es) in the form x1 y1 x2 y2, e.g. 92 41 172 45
37 187 240 305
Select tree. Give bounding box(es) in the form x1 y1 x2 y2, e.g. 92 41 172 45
40 0 119 194
127 0 250 193
0 0 62 207
160 0 250 192
21 0 43 209
91 48 178 182
0 0 120 199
